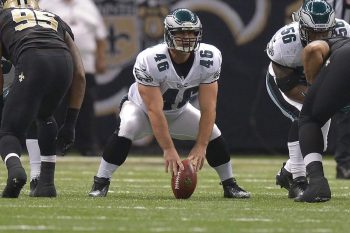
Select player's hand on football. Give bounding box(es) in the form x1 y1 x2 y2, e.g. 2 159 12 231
188 145 206 172
56 124 75 156
163 148 184 176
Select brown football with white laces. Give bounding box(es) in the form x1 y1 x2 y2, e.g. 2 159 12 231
171 159 197 199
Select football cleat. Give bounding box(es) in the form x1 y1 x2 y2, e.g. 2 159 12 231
2 167 27 198
294 177 331 203
88 176 110 197
336 163 350 179
33 182 57 197
29 178 38 197
276 162 293 191
288 176 308 199
223 179 251 199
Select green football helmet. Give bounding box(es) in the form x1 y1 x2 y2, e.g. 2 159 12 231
164 8 202 52
299 0 335 45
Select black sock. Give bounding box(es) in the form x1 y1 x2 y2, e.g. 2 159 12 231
39 162 56 185
306 161 324 179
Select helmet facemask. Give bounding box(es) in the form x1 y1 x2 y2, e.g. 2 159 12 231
164 8 202 53
298 0 335 45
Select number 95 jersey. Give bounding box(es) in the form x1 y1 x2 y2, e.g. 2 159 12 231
0 8 74 65
129 43 222 114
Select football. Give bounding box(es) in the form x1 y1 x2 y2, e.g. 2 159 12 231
171 159 197 199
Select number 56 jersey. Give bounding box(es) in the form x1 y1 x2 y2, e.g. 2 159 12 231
129 43 222 114
0 8 74 65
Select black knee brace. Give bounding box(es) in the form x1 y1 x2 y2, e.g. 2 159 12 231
102 133 132 166
37 116 58 155
206 136 230 167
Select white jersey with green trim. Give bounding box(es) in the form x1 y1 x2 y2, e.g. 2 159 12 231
128 42 222 114
266 19 350 71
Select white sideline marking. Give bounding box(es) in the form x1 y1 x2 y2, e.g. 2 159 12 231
0 225 56 230
234 218 272 222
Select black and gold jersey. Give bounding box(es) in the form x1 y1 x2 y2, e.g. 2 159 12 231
0 8 74 65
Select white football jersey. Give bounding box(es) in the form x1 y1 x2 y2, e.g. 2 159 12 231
266 18 350 70
129 43 221 113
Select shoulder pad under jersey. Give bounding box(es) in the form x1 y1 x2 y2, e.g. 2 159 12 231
266 22 303 68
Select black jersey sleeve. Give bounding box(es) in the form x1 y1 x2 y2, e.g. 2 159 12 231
59 18 75 41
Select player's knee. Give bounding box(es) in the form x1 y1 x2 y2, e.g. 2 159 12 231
37 116 57 155
102 133 132 165
206 136 230 167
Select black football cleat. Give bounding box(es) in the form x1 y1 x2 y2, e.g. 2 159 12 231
336 163 350 179
88 176 110 197
223 179 250 199
288 176 308 199
29 178 38 197
276 162 293 191
294 177 331 203
2 167 27 198
33 183 57 197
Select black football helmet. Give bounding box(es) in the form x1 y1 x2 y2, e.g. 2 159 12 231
164 8 202 53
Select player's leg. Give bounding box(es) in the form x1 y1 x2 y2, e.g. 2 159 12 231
31 50 73 197
332 110 350 179
26 123 41 196
0 54 46 197
89 99 152 197
169 103 250 198
265 70 307 197
297 47 350 202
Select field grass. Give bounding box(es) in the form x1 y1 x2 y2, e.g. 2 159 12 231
0 155 349 233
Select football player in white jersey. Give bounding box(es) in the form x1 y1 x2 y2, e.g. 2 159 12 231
266 0 350 199
88 8 250 199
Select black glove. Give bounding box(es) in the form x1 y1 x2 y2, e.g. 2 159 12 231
56 124 75 156
56 108 79 155
1 59 12 74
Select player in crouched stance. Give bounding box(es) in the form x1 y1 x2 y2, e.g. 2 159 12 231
89 8 250 199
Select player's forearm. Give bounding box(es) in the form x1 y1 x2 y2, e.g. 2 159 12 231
303 51 323 84
148 110 175 151
196 109 216 148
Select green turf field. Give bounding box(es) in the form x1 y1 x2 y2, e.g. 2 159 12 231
0 155 349 233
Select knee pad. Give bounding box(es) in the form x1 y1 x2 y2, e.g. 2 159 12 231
37 116 58 155
102 133 132 166
206 136 230 167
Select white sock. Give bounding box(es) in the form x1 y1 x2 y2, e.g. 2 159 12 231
96 158 119 179
26 139 41 181
304 153 322 166
288 141 306 179
284 159 292 173
213 161 233 182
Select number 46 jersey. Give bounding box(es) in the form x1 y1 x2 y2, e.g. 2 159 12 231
129 43 222 114
0 8 74 65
